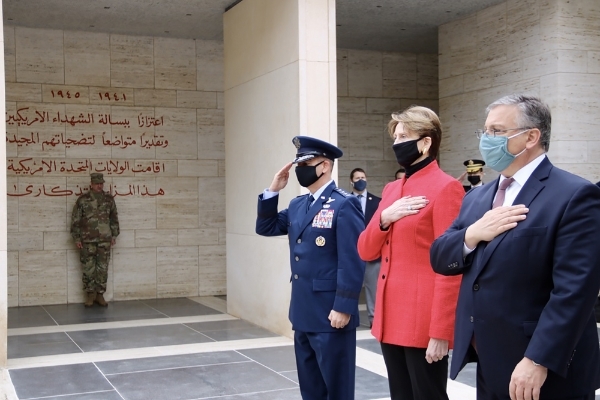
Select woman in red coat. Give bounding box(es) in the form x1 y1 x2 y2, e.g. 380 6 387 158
357 106 463 400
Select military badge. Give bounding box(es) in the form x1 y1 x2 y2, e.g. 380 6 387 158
315 236 326 246
293 137 301 149
312 209 334 228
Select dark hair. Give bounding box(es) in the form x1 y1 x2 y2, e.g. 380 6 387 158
388 105 442 160
350 168 365 180
395 168 405 175
486 94 552 151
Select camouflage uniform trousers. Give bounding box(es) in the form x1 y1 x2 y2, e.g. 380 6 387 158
80 242 112 293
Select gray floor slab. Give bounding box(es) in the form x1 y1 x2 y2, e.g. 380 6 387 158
68 324 214 352
141 298 223 317
357 338 382 355
32 391 123 400
203 388 302 400
97 351 248 375
9 363 113 399
8 332 82 359
42 301 167 325
185 320 278 341
7 306 57 329
106 361 298 400
238 346 298 373
356 366 390 400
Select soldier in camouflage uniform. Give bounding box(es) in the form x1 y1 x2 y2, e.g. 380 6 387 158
71 173 119 307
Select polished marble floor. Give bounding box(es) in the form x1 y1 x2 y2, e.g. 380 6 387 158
4 296 598 400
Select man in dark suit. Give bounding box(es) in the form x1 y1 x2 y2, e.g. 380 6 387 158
256 136 365 400
349 167 381 327
430 94 600 400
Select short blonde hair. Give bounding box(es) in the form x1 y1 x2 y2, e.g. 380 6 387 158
388 105 442 160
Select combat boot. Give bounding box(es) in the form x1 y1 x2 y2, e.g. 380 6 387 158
84 292 95 307
94 292 108 307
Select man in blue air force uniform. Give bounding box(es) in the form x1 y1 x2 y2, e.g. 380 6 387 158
256 136 366 400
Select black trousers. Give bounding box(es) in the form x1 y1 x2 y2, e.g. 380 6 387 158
380 342 449 400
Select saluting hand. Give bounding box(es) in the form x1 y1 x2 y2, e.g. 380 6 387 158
380 195 428 229
268 162 293 192
464 205 528 249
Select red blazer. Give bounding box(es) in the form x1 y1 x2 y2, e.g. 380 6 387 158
357 161 463 349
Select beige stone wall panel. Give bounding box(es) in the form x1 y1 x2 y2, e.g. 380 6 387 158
156 177 199 229
155 108 198 160
198 244 225 295
135 229 178 248
337 50 348 96
7 232 43 252
348 50 383 98
177 160 219 177
197 177 225 228
109 177 157 230
134 89 177 107
8 252 18 307
477 3 508 70
5 26 16 82
42 85 90 104
90 87 134 106
382 52 417 98
177 91 217 109
365 98 401 114
109 106 156 159
345 113 385 160
177 228 219 247
197 40 224 92
19 250 67 306
438 15 478 79
110 35 154 88
6 82 42 102
417 53 439 100
64 31 110 87
17 177 67 232
154 38 196 90
113 247 156 299
43 231 73 250
16 27 64 84
197 109 225 160
157 246 199 298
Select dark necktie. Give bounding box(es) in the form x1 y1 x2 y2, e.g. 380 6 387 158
492 177 515 209
306 195 314 213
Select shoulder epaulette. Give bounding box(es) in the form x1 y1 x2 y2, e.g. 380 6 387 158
334 188 350 197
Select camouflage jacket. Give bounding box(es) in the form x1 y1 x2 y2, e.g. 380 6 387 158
71 191 119 243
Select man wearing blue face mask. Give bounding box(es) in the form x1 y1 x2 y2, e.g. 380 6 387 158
256 136 366 400
430 94 600 400
350 168 381 327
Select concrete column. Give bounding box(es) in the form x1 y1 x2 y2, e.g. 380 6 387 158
438 0 600 183
224 0 337 336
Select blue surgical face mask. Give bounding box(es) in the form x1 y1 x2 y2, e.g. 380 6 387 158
479 130 528 172
352 179 367 192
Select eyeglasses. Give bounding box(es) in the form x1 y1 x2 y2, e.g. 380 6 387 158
475 128 531 139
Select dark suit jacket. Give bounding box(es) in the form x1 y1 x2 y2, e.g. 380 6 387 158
364 191 381 225
256 181 366 332
430 157 600 397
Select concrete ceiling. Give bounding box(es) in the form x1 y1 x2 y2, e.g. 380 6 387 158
3 0 505 54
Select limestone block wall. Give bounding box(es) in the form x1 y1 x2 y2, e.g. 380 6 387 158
439 0 600 183
4 26 225 306
336 49 439 196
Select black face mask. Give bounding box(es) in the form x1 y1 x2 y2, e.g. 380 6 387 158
295 161 324 187
352 179 367 192
467 175 481 185
393 139 423 168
